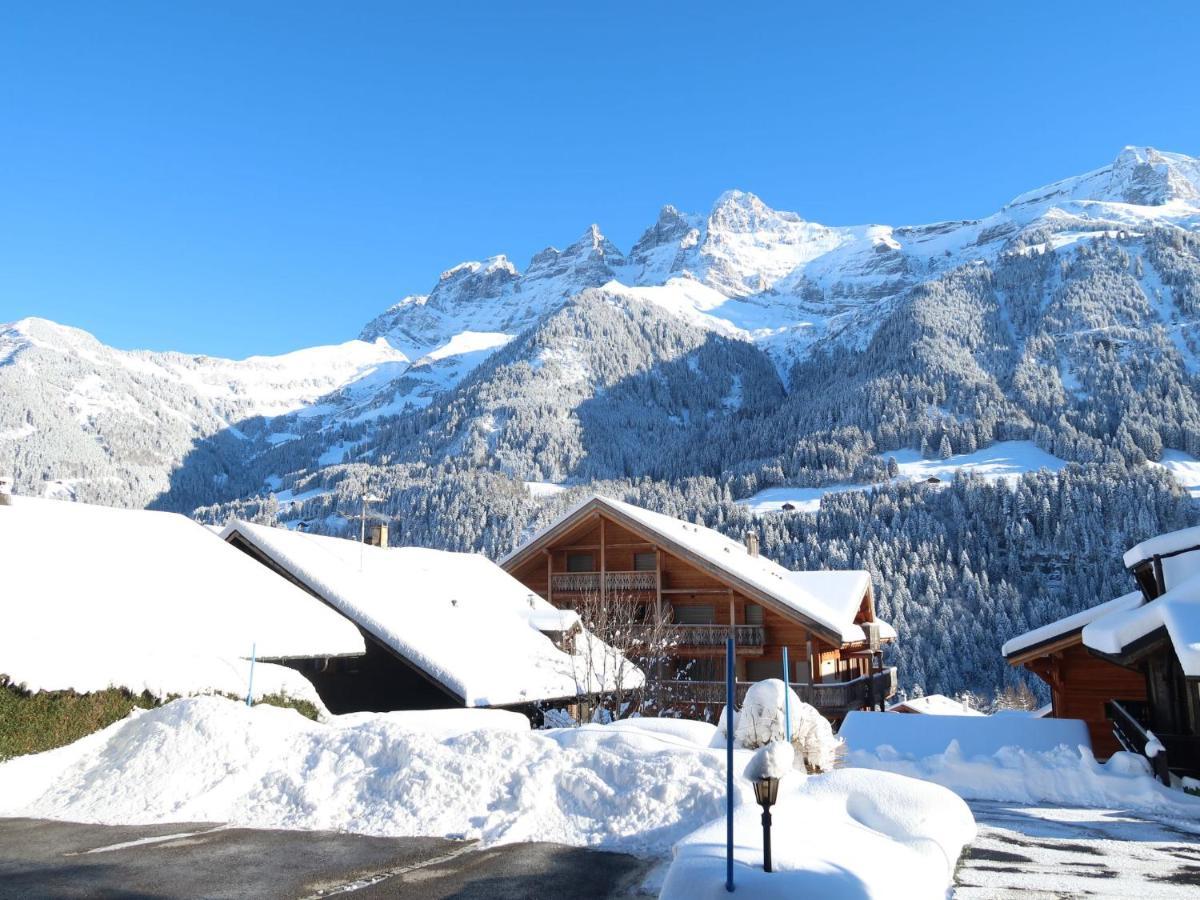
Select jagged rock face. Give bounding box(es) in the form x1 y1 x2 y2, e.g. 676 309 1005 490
5 146 1200 512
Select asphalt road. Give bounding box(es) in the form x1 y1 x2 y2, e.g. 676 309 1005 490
0 818 658 899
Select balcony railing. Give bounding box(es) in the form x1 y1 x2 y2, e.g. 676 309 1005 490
551 571 658 593
670 668 897 714
1105 699 1193 784
675 624 765 647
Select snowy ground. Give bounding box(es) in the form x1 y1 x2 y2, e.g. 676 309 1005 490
956 800 1200 898
1154 449 1200 499
739 441 1068 514
0 698 972 898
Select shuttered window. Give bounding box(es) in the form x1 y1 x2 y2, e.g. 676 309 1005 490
675 605 715 625
566 552 595 572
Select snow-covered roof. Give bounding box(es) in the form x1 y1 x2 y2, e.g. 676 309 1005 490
1082 574 1200 678
0 496 364 697
223 520 637 706
503 494 889 645
1002 591 1145 659
1123 525 1200 570
1123 525 1200 594
886 694 986 717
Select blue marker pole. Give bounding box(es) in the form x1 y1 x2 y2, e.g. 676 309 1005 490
246 642 256 707
782 646 791 741
726 635 735 892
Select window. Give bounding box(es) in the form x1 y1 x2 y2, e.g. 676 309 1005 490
566 552 595 573
746 659 780 682
744 603 764 626
675 605 715 625
633 551 657 572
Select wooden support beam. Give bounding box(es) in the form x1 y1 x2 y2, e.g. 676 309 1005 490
545 549 553 607
600 517 606 603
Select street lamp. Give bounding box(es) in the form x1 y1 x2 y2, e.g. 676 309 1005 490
752 775 780 873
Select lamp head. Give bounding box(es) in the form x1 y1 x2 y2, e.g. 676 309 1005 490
753 776 780 809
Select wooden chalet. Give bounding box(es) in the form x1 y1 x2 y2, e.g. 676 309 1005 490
1005 525 1200 782
501 495 898 721
1002 593 1147 758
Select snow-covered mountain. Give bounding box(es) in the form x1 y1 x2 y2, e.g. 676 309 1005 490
0 317 407 505
4 145 1200 512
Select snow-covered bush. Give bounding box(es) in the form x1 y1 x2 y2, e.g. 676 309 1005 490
713 679 843 773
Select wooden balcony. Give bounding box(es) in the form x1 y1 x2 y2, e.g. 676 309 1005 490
670 667 897 715
551 571 658 593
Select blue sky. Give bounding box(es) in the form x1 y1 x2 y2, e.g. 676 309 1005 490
2 2 1198 357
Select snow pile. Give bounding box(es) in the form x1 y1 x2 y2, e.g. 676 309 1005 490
0 696 975 897
850 743 1200 815
660 768 974 899
224 520 639 706
745 740 794 781
0 496 363 706
718 680 842 773
842 711 1200 815
840 710 1090 759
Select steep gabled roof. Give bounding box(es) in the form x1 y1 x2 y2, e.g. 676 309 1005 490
1002 591 1144 662
223 520 638 706
0 496 365 698
501 494 890 646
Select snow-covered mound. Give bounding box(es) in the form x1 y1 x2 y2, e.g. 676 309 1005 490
841 711 1200 816
660 767 974 899
0 696 975 897
0 496 363 707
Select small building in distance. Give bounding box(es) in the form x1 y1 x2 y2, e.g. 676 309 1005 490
887 694 986 717
500 494 897 722
223 519 636 719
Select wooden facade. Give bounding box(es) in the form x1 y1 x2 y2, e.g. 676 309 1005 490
503 499 896 720
1009 636 1145 758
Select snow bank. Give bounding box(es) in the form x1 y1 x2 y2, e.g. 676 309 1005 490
848 743 1200 816
0 697 726 854
840 710 1090 759
0 496 363 703
660 768 974 899
0 696 977 895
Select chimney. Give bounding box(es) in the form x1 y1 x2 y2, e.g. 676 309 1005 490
744 531 759 557
367 522 389 548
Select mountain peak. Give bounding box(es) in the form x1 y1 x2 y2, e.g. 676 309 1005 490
1008 146 1200 210
708 189 803 234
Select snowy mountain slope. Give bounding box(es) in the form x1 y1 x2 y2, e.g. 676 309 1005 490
0 317 408 505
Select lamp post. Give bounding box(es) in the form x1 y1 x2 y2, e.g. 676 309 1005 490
752 775 780 873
